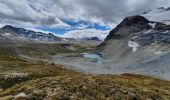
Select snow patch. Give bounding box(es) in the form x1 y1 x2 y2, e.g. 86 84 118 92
154 51 162 55
132 36 138 39
149 23 156 28
128 41 140 52
163 30 169 33
144 29 152 34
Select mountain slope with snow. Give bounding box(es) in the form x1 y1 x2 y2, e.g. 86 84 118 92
0 25 66 43
97 15 170 80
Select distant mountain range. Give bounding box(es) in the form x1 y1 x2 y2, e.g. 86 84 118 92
0 25 102 44
0 25 68 43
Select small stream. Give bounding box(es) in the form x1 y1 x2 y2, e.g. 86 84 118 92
81 53 107 64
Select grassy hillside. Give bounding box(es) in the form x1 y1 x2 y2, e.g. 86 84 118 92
1 70 170 100
1 59 170 99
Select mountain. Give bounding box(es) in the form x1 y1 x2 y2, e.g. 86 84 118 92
97 15 170 80
85 37 101 41
97 15 152 51
0 25 67 43
0 25 101 44
73 37 102 47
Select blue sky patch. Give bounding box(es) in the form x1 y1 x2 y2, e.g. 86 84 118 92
38 19 110 34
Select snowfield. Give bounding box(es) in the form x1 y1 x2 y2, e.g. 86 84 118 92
128 41 140 52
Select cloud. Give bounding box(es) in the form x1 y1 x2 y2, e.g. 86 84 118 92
0 0 70 28
0 0 169 29
57 29 109 40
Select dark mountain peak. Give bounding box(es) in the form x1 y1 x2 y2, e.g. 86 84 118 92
97 16 152 51
112 15 151 33
104 16 151 41
1 25 26 33
120 15 149 26
1 25 14 29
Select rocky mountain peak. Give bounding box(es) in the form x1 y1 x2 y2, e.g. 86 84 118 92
120 15 150 26
0 25 64 43
103 16 151 41
1 25 14 29
97 15 170 52
1 25 16 31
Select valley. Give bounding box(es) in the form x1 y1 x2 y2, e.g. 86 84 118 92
1 1 170 100
0 40 170 100
0 15 170 100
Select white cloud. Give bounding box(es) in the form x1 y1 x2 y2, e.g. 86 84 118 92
0 0 70 28
57 29 109 40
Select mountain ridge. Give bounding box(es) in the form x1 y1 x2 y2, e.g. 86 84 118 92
0 25 64 43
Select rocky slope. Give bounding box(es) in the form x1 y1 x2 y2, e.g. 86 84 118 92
0 25 66 43
97 15 170 80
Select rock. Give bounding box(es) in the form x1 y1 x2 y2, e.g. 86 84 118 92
82 86 87 90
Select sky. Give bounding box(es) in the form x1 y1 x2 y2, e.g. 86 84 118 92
0 0 170 39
